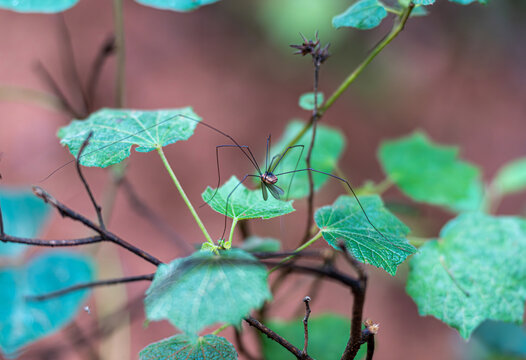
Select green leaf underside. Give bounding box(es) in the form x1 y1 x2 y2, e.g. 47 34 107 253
134 0 220 11
315 195 415 275
58 107 200 168
261 314 365 360
265 121 345 199
202 176 294 220
298 92 324 111
406 213 526 339
332 0 387 30
140 334 237 360
240 236 281 253
0 252 94 356
0 188 50 258
493 157 526 196
378 132 483 212
0 0 78 12
145 249 271 335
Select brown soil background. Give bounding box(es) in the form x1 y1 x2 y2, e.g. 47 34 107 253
1 0 525 359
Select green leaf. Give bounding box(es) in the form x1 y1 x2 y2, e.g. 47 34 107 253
0 187 50 258
134 0 220 12
261 313 365 360
240 236 281 253
0 0 78 13
140 334 237 360
406 213 526 339
58 107 200 168
145 249 271 335
0 252 94 356
268 121 345 199
449 0 487 4
492 157 526 196
202 176 295 220
332 0 388 30
397 0 428 15
412 0 434 5
378 132 484 212
315 195 415 275
298 92 324 111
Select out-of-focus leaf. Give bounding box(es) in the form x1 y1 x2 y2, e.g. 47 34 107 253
134 0 220 12
240 236 281 253
145 249 271 335
0 0 78 13
58 107 200 167
315 195 415 275
492 157 526 196
0 252 94 356
398 0 428 15
268 121 345 199
202 176 295 220
407 213 526 339
298 92 324 111
332 0 387 30
0 188 50 258
449 0 487 4
140 334 237 360
473 321 526 357
261 313 365 360
378 132 484 212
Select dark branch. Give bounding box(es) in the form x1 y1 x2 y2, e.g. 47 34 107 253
76 132 105 230
302 296 312 358
27 273 154 301
244 316 314 360
0 234 104 247
32 186 162 266
120 177 192 254
362 320 379 360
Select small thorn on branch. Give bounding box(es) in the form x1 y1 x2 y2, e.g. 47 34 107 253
302 296 312 359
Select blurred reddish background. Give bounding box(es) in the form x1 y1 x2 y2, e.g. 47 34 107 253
1 0 525 359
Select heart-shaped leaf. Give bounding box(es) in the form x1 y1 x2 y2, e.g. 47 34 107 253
378 132 484 212
0 252 94 356
492 157 526 196
315 195 415 275
58 107 200 168
261 313 366 360
135 0 220 12
145 249 271 335
0 188 50 258
268 121 345 199
0 0 78 13
140 334 237 360
332 0 388 30
202 176 295 220
407 213 526 339
298 92 324 111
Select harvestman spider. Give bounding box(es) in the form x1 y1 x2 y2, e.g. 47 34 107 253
46 114 393 248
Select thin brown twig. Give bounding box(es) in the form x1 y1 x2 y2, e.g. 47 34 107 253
76 132 105 230
244 316 314 360
0 234 104 247
302 296 312 358
27 273 154 301
32 186 162 266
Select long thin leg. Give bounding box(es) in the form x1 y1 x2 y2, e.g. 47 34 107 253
266 134 271 173
199 144 253 208
221 174 259 240
273 168 406 251
270 145 305 199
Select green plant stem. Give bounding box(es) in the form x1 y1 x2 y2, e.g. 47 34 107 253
277 3 415 155
408 236 430 247
212 323 230 336
269 230 323 273
113 0 125 108
228 218 238 247
157 147 214 245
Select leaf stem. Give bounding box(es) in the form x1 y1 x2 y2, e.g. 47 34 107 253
211 323 230 336
269 230 323 273
227 217 238 247
157 147 214 245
